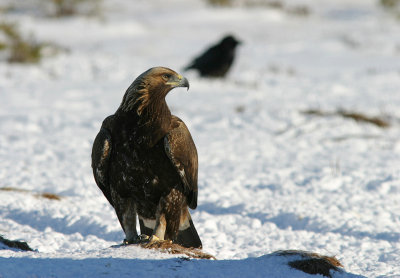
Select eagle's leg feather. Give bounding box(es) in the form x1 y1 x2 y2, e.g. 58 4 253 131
150 188 186 243
152 211 167 240
112 195 139 244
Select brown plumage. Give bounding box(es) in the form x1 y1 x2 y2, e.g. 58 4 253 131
91 67 202 248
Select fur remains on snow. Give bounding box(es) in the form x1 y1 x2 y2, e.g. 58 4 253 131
276 250 343 278
141 240 216 260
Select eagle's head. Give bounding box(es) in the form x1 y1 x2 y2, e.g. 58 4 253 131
120 67 189 114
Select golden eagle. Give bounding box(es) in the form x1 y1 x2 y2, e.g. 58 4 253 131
91 67 201 248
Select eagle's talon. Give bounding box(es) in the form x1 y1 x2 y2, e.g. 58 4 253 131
123 235 144 245
143 235 174 248
138 234 150 243
123 238 133 245
150 236 172 244
149 235 161 243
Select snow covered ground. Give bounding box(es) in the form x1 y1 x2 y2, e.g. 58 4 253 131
1 0 400 277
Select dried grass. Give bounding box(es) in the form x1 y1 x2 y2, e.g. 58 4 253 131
36 193 62 201
0 22 44 63
205 0 310 16
302 108 390 128
48 0 102 17
0 187 29 193
337 110 390 128
379 0 400 19
235 105 246 113
0 187 62 201
206 0 233 6
380 0 400 9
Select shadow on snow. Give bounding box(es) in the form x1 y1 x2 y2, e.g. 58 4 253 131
0 253 366 278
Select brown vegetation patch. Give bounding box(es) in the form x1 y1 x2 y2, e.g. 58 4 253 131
0 21 63 63
380 0 400 8
49 0 103 17
0 187 29 193
206 0 310 16
235 105 246 113
337 110 390 128
1 0 102 18
142 240 216 260
302 109 390 128
276 250 342 278
379 0 400 17
0 22 44 63
0 187 61 201
36 192 62 201
0 235 33 251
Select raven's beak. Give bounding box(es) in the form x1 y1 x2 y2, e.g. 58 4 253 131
168 74 190 91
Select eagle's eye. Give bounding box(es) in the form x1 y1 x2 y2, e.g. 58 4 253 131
162 74 171 81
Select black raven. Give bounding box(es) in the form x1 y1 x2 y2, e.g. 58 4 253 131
184 35 241 77
91 67 202 248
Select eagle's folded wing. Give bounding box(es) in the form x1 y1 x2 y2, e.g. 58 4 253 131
164 116 198 209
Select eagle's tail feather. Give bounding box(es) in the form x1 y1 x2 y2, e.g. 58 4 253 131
176 218 202 249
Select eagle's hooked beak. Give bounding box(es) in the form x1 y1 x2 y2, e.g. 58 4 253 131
167 74 190 91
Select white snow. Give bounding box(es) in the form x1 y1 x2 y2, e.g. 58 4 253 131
1 0 400 277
